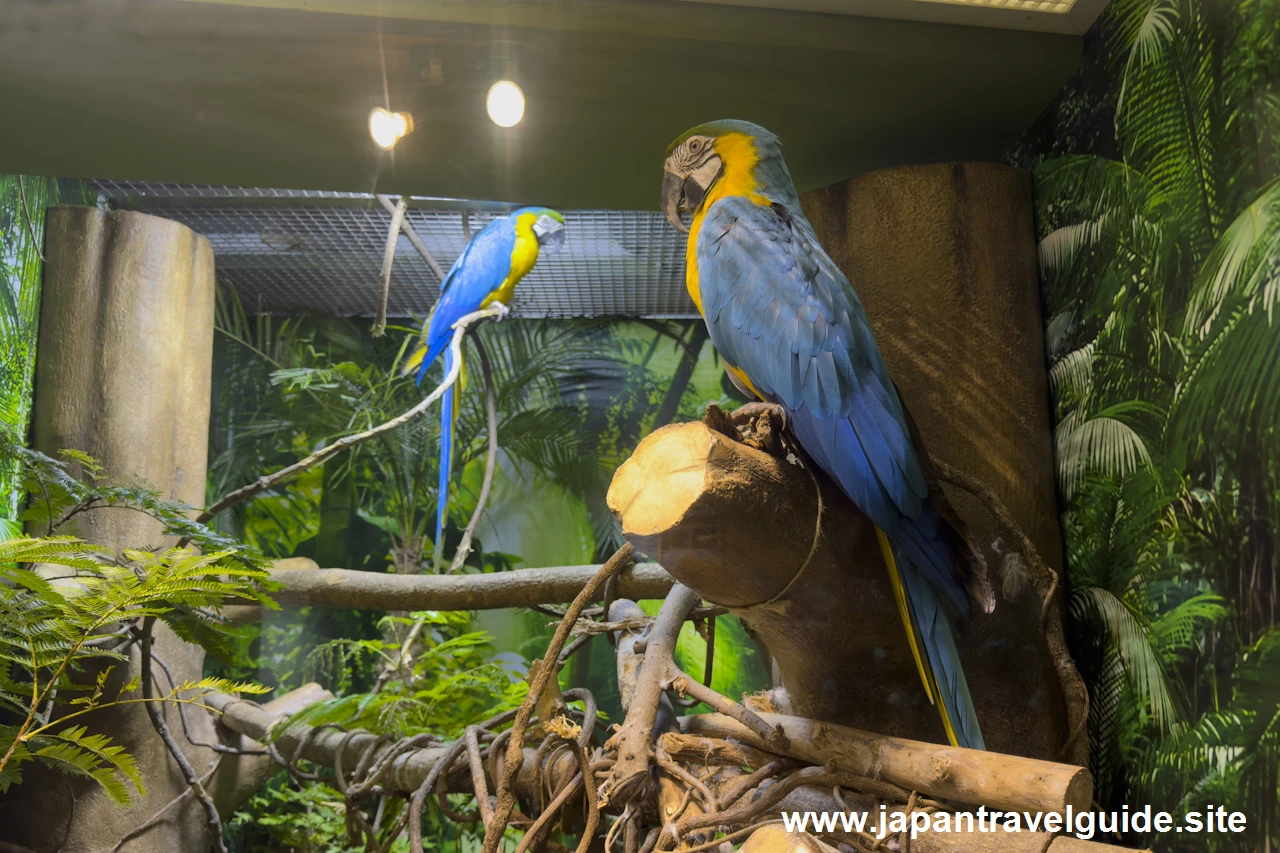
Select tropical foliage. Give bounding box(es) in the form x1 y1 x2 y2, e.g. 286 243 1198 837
0 438 270 804
1010 0 1280 847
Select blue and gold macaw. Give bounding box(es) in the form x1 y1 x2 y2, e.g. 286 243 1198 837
661 120 993 750
405 206 566 549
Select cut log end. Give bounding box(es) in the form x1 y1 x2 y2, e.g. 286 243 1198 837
607 423 714 537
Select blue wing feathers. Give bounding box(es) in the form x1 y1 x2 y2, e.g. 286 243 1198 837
413 214 519 555
696 195 983 750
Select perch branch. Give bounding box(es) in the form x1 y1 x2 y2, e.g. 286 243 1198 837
485 544 634 853
198 302 507 522
377 194 447 281
265 561 673 610
373 195 409 336
679 712 1092 815
449 333 498 573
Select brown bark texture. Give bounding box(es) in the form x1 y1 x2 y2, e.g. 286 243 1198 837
679 712 1091 815
268 561 675 610
799 164 1080 764
0 207 219 853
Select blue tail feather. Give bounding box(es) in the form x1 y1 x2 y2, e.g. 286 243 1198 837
900 559 985 750
436 347 455 550
788 405 984 750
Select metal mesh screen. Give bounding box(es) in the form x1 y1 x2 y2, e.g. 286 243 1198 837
91 180 697 319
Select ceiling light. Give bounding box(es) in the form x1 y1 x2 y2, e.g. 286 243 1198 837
369 107 413 151
486 81 525 128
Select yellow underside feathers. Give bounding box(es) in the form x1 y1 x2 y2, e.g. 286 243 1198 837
875 526 960 748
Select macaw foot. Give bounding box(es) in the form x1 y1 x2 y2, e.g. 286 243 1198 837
493 300 512 320
703 402 788 457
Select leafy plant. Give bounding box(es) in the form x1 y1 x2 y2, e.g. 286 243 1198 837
0 437 272 804
0 536 269 802
279 610 525 741
1013 0 1280 846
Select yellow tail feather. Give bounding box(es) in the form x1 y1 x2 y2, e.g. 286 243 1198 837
875 527 960 748
403 345 427 378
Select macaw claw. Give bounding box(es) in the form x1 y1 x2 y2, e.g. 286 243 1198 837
702 402 788 457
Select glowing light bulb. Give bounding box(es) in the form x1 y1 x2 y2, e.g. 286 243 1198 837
486 81 525 128
369 107 413 150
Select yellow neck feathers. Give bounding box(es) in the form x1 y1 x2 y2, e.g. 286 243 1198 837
685 132 771 316
483 212 540 308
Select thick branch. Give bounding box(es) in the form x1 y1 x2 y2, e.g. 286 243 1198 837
203 692 573 801
607 417 1081 762
680 712 1091 816
267 562 674 610
606 585 699 801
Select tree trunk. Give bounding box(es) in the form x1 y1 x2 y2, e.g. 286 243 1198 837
0 207 222 853
798 163 1081 764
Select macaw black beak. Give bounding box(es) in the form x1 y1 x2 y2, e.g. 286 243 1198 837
661 170 689 234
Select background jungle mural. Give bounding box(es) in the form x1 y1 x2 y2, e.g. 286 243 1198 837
0 176 98 538
1009 0 1280 848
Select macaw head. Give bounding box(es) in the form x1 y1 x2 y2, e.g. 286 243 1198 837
515 206 567 255
661 120 784 233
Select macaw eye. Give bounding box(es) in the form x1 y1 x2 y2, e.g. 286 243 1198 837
689 139 701 153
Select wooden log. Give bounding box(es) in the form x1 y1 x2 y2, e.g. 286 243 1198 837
267 562 675 610
204 692 575 805
608 421 957 747
206 683 333 816
680 712 1091 816
607 416 1078 763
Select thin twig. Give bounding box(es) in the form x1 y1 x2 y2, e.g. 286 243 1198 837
17 175 45 262
374 195 409 336
557 632 596 667
377 194 446 281
700 616 716 688
668 675 786 751
484 544 634 853
138 618 228 853
466 726 495 830
449 334 498 573
198 302 507 522
152 652 266 755
109 759 222 853
672 820 783 853
571 745 601 853
929 455 1090 763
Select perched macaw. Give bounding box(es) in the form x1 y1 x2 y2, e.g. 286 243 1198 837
405 206 566 550
661 120 993 750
